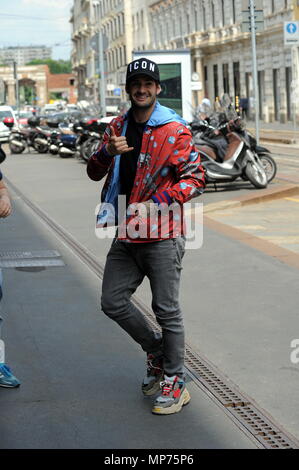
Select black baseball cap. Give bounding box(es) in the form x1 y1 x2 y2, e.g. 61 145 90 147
126 58 160 86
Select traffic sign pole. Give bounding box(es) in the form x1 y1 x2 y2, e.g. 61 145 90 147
249 0 259 144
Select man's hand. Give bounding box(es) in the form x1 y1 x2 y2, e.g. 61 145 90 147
0 195 12 218
106 126 134 156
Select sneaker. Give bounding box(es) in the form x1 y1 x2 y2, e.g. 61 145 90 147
152 375 190 415
0 363 21 388
142 353 164 396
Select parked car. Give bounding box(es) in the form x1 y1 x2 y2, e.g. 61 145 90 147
17 111 33 127
0 105 17 143
42 104 60 115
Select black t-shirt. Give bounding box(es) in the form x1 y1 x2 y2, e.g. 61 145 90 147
119 112 147 203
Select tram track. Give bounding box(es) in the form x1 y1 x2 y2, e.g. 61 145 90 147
6 177 299 450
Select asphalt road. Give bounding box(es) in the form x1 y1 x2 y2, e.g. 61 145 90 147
0 147 299 448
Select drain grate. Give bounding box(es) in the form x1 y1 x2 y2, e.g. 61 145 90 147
0 250 65 268
230 405 296 449
184 349 249 408
0 250 61 259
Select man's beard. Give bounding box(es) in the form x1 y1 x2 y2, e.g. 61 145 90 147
130 94 156 109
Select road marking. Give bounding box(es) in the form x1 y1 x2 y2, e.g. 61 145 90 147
285 197 299 202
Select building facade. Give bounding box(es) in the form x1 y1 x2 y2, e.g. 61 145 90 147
71 0 298 123
0 46 52 67
148 0 296 123
70 0 94 101
70 0 152 111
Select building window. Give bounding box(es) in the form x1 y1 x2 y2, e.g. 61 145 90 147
285 66 292 120
232 0 236 23
213 64 219 99
221 0 225 26
179 16 183 36
223 63 229 94
273 68 280 121
187 13 191 34
202 5 206 30
194 8 198 31
233 62 240 107
211 2 215 28
204 65 208 97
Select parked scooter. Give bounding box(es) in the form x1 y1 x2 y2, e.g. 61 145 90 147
191 119 268 189
191 96 271 189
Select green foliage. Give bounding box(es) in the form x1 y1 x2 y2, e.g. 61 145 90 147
25 59 72 74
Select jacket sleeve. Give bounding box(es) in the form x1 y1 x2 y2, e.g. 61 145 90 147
151 129 205 205
86 124 115 181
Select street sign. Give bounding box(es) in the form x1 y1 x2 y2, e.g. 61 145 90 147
113 88 121 96
191 81 202 91
241 9 264 33
241 10 264 22
242 0 263 9
284 21 299 45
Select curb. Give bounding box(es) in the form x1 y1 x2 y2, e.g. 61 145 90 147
247 127 299 145
203 183 299 214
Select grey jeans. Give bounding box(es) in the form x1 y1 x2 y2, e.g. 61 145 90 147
101 237 186 377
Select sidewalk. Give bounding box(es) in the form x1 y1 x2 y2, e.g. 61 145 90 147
0 196 256 449
246 120 299 144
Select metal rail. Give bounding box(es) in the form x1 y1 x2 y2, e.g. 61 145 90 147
6 177 299 449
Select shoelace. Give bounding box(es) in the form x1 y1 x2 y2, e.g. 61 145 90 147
0 364 11 375
160 380 173 396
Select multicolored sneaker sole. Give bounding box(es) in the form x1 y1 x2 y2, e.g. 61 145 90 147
152 376 191 415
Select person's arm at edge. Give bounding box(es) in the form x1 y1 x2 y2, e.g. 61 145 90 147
0 179 12 218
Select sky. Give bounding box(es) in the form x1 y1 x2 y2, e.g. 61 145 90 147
0 0 73 60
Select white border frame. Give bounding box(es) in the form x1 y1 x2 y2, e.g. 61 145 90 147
133 49 192 122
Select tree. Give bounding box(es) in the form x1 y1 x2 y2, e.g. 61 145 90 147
26 59 72 74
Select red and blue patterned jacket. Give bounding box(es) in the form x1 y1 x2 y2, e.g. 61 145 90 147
87 101 205 242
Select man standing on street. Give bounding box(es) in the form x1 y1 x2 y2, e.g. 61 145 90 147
87 58 205 414
0 166 21 388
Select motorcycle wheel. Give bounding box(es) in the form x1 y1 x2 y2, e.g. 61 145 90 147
258 153 277 183
9 142 25 154
80 137 101 162
33 142 48 153
245 159 268 189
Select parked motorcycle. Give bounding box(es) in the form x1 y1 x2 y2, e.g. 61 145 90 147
46 116 78 158
78 116 114 162
7 116 48 154
191 96 274 189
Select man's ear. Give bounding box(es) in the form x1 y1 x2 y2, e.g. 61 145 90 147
156 83 162 95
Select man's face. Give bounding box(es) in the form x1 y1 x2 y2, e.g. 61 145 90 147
127 75 161 109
